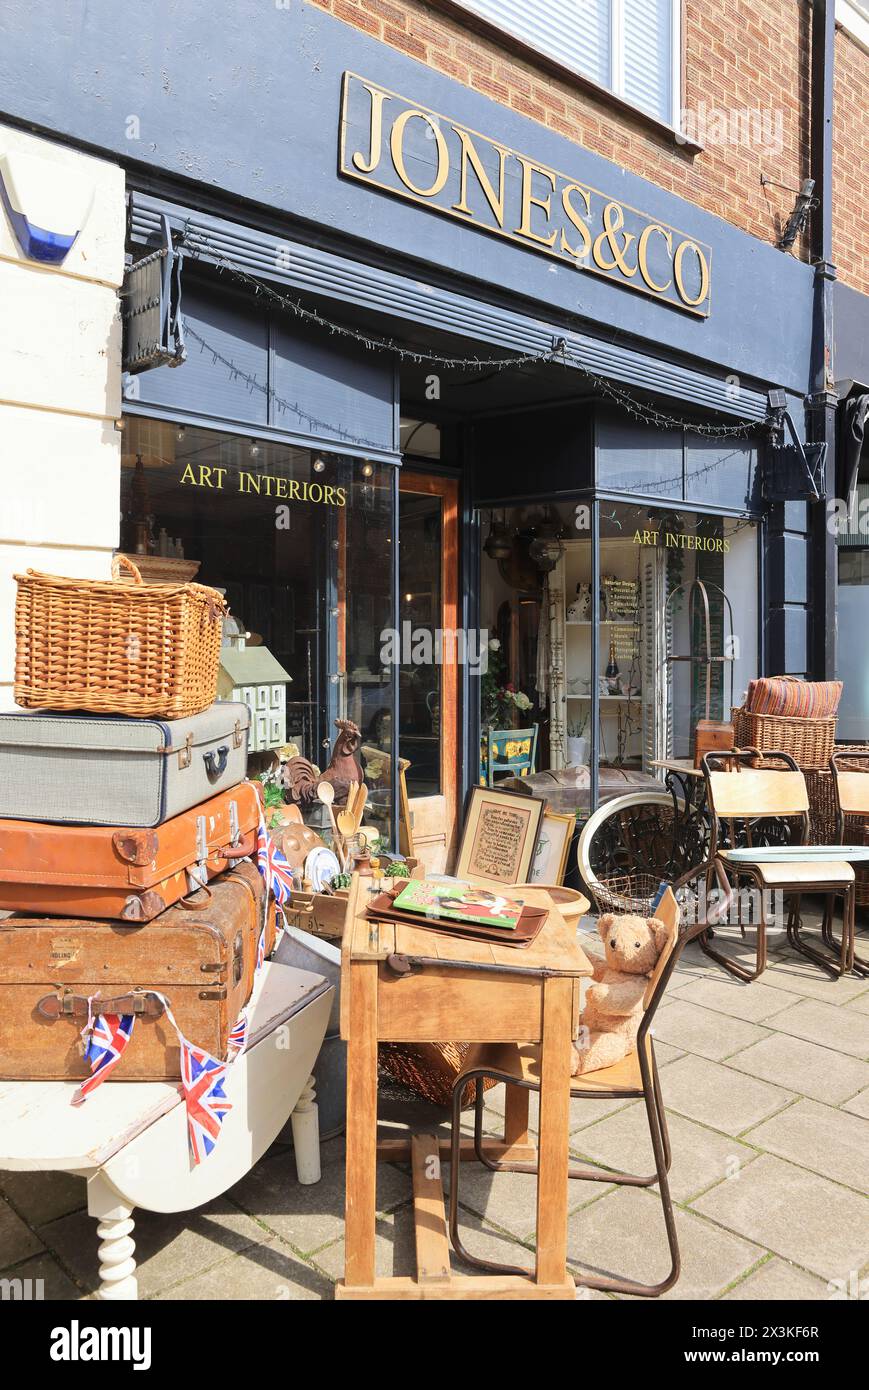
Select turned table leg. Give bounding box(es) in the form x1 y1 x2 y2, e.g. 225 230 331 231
291 1073 321 1185
87 1174 138 1301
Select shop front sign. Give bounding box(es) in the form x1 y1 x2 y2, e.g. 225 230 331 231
340 73 712 317
632 526 731 553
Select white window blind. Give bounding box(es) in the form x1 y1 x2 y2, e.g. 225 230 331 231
451 0 679 127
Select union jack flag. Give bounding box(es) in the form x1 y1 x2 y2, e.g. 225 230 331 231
73 1013 135 1105
255 813 295 906
228 1009 248 1057
179 1037 233 1166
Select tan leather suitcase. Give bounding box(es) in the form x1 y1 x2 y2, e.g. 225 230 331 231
0 781 261 921
0 862 279 1081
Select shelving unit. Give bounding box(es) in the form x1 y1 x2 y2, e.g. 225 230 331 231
548 538 646 771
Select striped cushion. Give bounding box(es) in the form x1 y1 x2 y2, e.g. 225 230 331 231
745 677 842 719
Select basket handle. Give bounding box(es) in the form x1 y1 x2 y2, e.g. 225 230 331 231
112 553 144 585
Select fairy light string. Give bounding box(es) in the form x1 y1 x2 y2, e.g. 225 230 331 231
179 226 768 441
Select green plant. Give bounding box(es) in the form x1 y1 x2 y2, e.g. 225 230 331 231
329 872 353 890
384 861 411 879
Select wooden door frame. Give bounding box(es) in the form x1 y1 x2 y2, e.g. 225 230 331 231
399 469 460 858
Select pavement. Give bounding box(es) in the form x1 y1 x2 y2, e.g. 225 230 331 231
1 906 867 1301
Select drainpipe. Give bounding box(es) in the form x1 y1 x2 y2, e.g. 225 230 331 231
807 0 838 679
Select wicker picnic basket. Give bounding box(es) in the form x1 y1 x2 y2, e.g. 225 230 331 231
379 1042 496 1109
732 707 837 770
14 555 227 719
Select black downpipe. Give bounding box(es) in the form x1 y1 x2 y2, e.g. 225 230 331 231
808 0 838 679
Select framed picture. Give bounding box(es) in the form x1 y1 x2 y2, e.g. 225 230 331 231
529 812 574 886
454 785 545 889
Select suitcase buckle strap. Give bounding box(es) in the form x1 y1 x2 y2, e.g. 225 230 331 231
233 719 243 749
37 989 166 1021
178 733 194 770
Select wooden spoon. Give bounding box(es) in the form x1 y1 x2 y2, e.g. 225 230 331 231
352 783 368 831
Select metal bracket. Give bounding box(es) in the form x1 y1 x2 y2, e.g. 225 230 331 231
121 212 187 373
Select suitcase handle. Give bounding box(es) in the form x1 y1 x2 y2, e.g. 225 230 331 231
220 830 257 861
37 990 166 1021
203 745 230 780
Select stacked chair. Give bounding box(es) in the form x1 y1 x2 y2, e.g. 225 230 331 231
0 558 276 1087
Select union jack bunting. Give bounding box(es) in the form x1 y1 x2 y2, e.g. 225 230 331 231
179 1037 233 1165
73 1013 135 1105
255 812 295 906
227 1008 248 1058
153 992 233 1166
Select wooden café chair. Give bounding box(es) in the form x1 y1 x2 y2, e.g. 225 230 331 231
446 889 704 1298
700 749 856 982
827 749 869 977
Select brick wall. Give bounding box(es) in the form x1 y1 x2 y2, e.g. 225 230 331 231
308 0 813 256
833 27 869 295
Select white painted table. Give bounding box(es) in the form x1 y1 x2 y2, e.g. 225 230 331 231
0 960 334 1299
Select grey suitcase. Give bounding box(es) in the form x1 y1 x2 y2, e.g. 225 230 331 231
0 702 250 827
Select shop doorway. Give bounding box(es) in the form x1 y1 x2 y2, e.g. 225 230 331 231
398 469 459 870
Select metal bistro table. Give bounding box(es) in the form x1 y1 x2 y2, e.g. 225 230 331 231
337 875 592 1301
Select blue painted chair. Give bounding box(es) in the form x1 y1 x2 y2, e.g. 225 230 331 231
481 725 539 787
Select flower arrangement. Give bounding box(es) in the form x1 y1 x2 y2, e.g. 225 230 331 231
480 638 533 727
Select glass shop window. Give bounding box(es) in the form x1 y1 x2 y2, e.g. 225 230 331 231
120 418 396 844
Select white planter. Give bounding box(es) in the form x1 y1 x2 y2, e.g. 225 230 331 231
567 736 589 766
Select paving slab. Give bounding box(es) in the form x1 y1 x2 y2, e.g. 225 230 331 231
228 1137 406 1255
653 999 768 1061
726 1031 869 1105
845 989 869 1015
313 1196 537 1286
657 1054 791 1135
674 976 801 1023
842 1086 869 1119
156 1236 331 1301
766 996 869 1059
0 1250 82 1301
691 1153 869 1282
0 1170 86 1227
567 1185 763 1300
722 1257 830 1301
39 1196 267 1299
0 1197 43 1270
574 1103 759 1202
760 956 869 1004
745 1099 869 1192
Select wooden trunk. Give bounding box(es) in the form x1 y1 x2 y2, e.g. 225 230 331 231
0 863 276 1081
0 782 260 921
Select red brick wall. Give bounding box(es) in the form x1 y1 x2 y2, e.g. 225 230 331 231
308 0 813 256
833 27 869 295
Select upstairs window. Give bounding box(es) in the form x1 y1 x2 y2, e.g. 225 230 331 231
450 0 681 129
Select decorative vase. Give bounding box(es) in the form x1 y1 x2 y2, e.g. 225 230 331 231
567 735 589 766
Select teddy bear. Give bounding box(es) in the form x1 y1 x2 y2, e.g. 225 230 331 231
571 911 673 1076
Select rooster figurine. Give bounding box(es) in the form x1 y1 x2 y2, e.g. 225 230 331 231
318 718 364 806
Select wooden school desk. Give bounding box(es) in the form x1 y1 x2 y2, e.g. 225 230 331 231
337 876 593 1301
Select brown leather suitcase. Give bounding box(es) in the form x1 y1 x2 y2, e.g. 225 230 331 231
0 781 261 921
0 862 279 1081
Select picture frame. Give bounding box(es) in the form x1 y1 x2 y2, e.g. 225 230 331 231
454 784 546 889
529 811 574 886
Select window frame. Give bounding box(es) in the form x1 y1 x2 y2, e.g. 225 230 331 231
428 0 696 150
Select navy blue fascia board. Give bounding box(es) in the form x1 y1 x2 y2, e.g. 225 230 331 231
129 193 772 424
0 0 814 396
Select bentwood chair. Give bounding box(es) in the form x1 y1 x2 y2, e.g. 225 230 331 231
701 750 856 982
828 749 869 977
447 889 702 1298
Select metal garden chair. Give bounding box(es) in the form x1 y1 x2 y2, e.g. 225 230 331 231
827 749 869 977
701 749 856 982
446 889 704 1298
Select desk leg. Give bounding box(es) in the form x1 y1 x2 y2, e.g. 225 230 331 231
503 1083 531 1150
87 1174 138 1301
535 975 574 1289
343 960 379 1290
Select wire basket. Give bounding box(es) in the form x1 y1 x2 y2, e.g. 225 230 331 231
591 872 664 916
14 555 227 719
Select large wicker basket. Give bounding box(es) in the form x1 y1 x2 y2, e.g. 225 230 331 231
732 706 836 769
379 1042 496 1108
14 555 227 719
805 747 869 907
